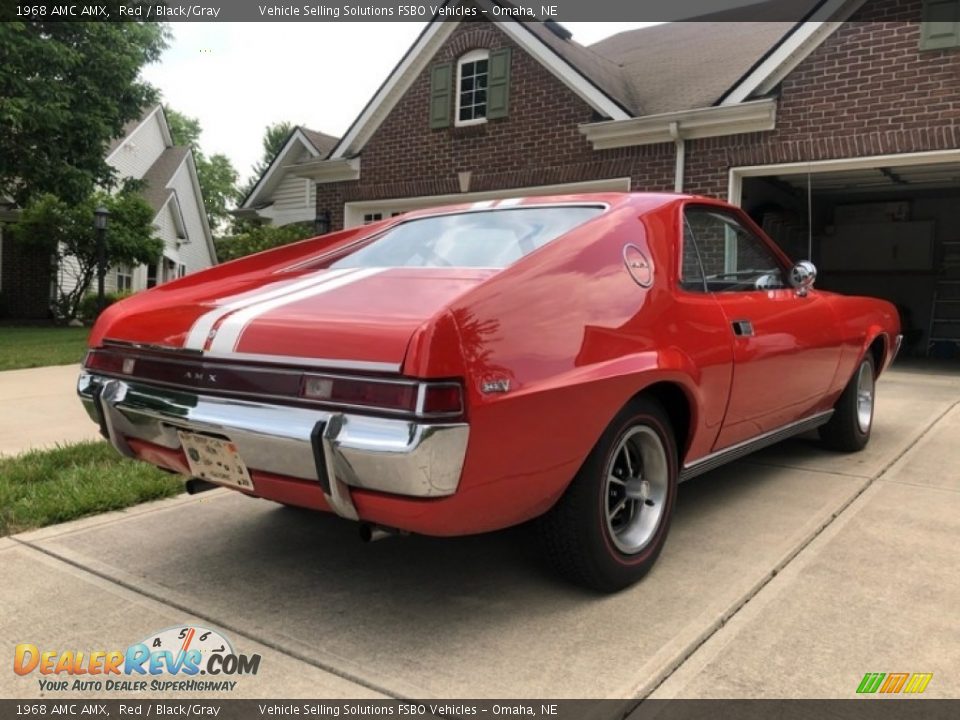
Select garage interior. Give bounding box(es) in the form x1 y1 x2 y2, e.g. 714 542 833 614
741 161 960 360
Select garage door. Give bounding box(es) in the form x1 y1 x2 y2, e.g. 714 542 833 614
731 152 960 360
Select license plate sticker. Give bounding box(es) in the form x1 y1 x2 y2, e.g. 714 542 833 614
178 431 254 492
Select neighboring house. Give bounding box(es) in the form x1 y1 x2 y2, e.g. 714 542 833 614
0 105 217 319
235 127 339 228
275 0 958 357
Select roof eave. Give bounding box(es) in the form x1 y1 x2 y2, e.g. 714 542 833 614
290 157 362 183
579 98 777 150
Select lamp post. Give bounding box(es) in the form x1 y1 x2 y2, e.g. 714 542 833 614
93 205 110 313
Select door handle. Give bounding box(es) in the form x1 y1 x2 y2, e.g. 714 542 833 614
732 320 754 337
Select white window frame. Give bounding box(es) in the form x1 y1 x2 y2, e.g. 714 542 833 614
116 265 134 293
455 49 490 128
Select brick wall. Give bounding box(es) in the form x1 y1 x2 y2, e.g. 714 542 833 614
317 20 675 228
317 0 960 229
684 0 960 198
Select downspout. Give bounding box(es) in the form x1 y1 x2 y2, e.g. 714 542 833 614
669 121 685 193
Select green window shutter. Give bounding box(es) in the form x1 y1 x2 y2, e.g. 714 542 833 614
920 0 960 50
430 62 452 129
486 47 512 120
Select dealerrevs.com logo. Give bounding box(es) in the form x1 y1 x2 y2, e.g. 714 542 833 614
14 625 261 693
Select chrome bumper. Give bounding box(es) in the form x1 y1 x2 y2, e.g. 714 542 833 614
78 373 469 520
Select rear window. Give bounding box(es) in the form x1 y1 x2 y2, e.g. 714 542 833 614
331 206 604 270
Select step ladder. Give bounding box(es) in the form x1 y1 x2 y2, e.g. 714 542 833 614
928 241 960 357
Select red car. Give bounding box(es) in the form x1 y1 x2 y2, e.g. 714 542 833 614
79 193 901 591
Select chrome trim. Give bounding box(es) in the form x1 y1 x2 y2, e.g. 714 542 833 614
78 373 469 518
102 339 401 373
203 351 401 373
680 410 834 482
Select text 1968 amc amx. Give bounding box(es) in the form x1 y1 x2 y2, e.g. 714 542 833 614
79 193 900 591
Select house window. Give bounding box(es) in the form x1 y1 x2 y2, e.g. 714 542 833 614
456 49 489 126
363 213 383 224
146 263 158 288
116 265 133 292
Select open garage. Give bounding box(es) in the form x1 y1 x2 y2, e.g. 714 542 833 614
733 150 960 360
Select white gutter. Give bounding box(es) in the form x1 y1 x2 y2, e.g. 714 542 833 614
579 98 777 151
290 157 361 183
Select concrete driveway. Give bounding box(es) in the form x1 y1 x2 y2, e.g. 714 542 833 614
2 367 958 700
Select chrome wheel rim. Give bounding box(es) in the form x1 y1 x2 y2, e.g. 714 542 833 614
856 362 874 434
604 426 669 554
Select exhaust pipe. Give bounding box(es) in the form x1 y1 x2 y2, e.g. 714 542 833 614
359 523 402 543
186 478 219 495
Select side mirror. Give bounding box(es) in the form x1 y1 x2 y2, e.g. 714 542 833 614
789 261 817 296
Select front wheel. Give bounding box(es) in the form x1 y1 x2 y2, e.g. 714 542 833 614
819 354 875 452
537 397 678 593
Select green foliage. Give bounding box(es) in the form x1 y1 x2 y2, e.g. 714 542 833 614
166 107 239 232
78 290 133 324
215 222 315 263
0 17 169 205
11 190 163 322
0 325 89 371
239 121 296 201
0 441 182 536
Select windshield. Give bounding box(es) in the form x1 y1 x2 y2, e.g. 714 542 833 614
331 206 604 270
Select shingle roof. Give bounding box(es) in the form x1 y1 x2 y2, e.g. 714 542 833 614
588 22 794 114
300 127 340 158
140 146 189 214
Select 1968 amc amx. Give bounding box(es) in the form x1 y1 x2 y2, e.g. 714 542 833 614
79 193 901 591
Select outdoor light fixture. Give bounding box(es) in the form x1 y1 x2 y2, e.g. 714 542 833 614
93 205 110 313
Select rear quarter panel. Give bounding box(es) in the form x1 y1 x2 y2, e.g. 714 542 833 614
401 196 733 531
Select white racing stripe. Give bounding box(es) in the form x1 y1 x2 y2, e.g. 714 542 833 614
183 268 356 350
207 267 386 353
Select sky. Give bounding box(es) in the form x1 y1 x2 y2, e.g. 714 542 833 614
140 22 660 186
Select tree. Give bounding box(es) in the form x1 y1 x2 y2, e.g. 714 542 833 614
11 187 164 321
0 17 168 206
165 108 239 233
239 121 296 201
215 222 315 263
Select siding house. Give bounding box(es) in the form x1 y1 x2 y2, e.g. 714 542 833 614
0 105 217 319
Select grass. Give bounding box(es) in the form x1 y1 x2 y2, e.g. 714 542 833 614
0 441 184 537
0 325 90 371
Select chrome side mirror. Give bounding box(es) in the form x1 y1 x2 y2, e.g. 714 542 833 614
789 261 817 296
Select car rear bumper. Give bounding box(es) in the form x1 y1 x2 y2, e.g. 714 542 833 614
78 372 469 521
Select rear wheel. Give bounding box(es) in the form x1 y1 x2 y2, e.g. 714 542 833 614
538 397 678 593
819 354 875 452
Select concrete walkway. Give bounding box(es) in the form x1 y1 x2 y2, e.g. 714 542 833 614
2 367 958 700
0 363 100 456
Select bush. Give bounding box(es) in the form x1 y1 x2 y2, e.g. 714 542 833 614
78 290 133 324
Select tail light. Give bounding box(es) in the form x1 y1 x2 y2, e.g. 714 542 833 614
84 349 135 375
301 374 463 419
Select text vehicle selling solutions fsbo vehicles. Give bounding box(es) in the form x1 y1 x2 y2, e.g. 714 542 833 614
78 193 901 591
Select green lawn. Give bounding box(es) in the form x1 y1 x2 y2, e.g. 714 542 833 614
0 325 90 371
0 441 183 537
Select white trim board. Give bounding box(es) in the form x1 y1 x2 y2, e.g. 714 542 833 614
727 149 960 205
343 177 631 228
241 128 323 209
720 0 867 105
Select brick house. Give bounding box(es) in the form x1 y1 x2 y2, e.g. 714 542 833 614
0 105 217 320
248 0 960 356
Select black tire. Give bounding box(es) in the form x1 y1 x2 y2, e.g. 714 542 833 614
537 397 679 593
819 353 875 452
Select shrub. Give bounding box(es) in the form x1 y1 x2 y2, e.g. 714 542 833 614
78 290 133 324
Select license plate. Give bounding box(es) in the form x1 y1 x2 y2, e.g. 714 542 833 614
178 431 254 492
